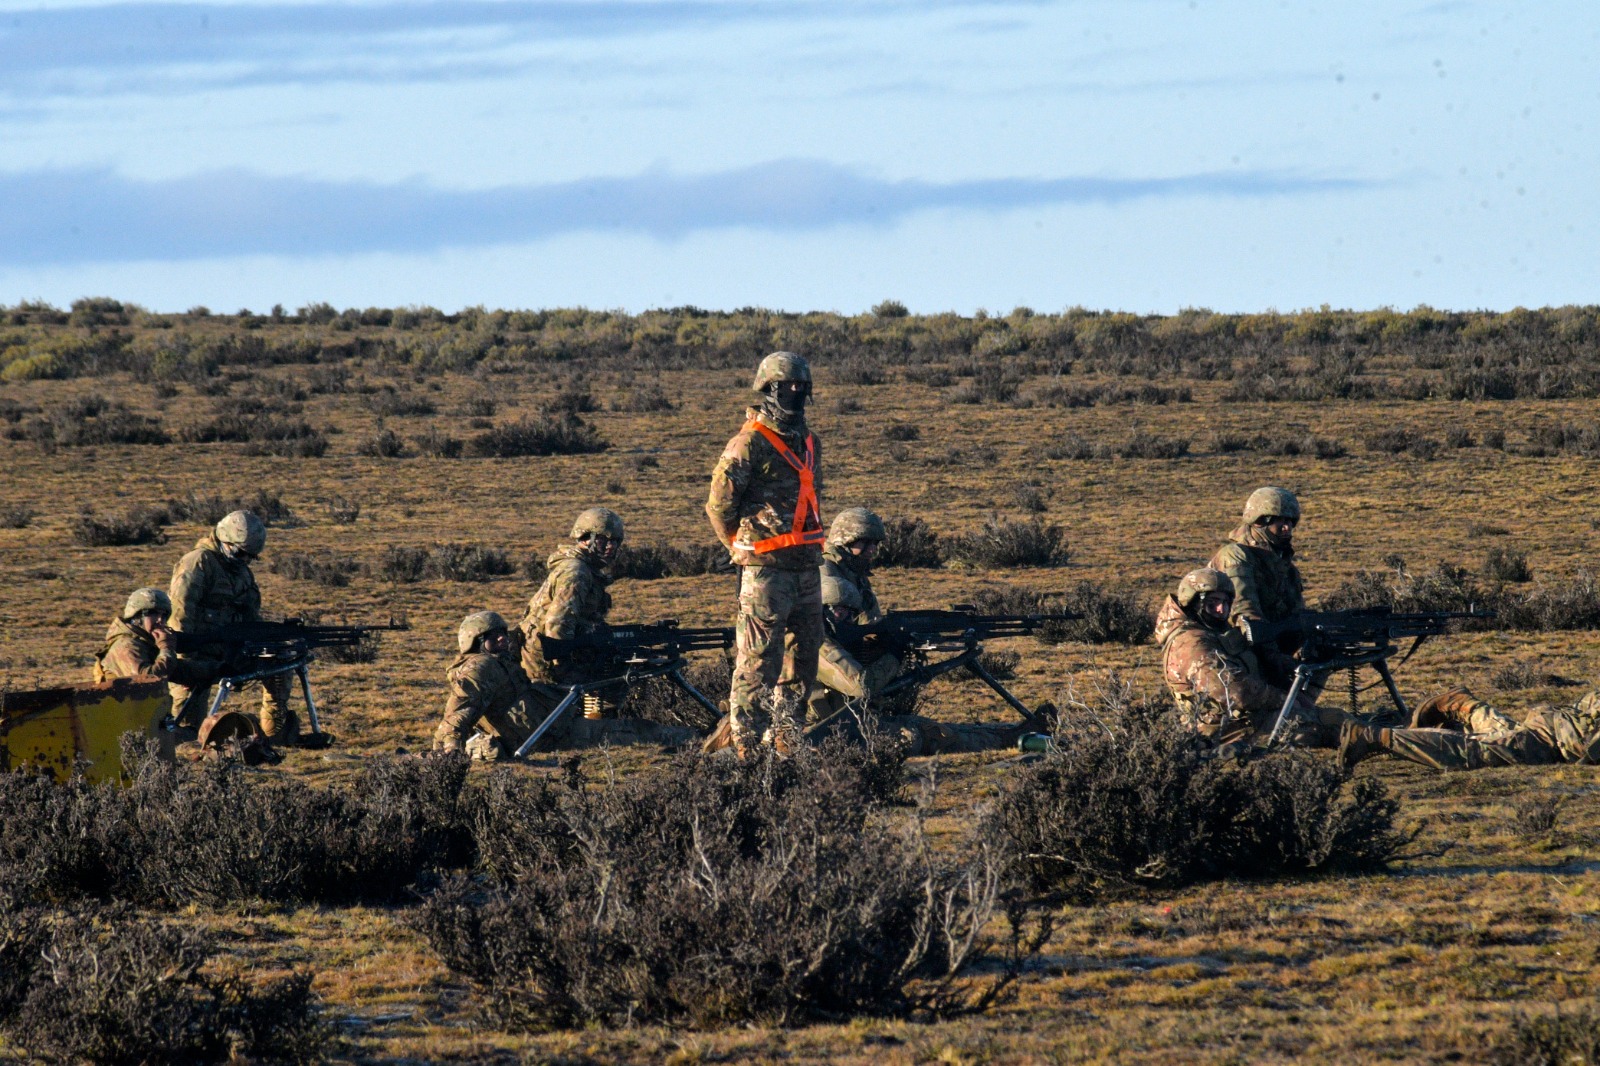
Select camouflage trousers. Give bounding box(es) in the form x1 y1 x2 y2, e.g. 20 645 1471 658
479 683 696 759
432 697 539 757
807 642 902 723
730 565 823 752
1382 703 1563 770
170 660 293 738
806 704 1022 756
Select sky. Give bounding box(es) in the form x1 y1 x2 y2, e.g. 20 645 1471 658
0 0 1595 314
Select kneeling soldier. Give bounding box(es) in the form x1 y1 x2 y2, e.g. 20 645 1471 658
93 587 213 687
1341 688 1600 770
1157 567 1349 748
434 611 541 759
168 510 294 739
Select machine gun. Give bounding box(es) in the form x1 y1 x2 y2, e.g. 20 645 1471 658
1242 606 1492 748
817 605 1079 734
513 621 733 758
173 617 409 741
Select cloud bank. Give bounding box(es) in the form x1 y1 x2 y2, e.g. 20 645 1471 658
0 159 1377 266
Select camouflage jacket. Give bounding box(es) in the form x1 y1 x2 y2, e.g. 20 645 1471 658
440 650 536 747
816 550 890 697
518 545 612 683
93 617 193 683
1530 691 1600 763
1208 523 1305 626
170 534 262 638
706 405 824 571
1154 595 1287 736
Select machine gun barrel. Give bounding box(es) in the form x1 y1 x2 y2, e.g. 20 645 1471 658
540 621 734 661
839 607 1080 651
1241 607 1492 650
173 617 408 654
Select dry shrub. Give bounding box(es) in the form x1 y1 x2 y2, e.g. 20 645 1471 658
986 692 1410 901
417 744 1027 1030
610 381 677 411
1490 1007 1600 1065
610 541 729 580
364 387 436 417
24 397 168 449
1512 793 1563 837
324 495 361 524
966 582 1153 645
380 544 513 583
1207 431 1346 459
0 504 35 528
69 505 167 547
621 656 732 732
180 410 329 458
1322 558 1600 632
1490 659 1543 691
411 427 463 458
1 743 473 909
466 412 607 457
1116 432 1190 459
1484 546 1533 583
1363 427 1440 459
877 516 944 569
163 488 295 527
883 422 920 441
946 516 1069 569
0 909 329 1065
269 551 362 587
1028 381 1190 407
356 427 407 457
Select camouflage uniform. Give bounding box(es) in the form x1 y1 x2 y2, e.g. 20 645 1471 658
1155 593 1347 748
168 533 291 731
518 544 614 686
1208 519 1323 701
707 400 825 752
433 648 542 757
93 616 212 687
1360 692 1600 770
808 532 1023 757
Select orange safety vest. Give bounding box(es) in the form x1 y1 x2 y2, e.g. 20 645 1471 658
737 419 824 554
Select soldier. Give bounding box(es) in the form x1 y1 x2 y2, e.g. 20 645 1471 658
1208 486 1316 695
167 510 295 739
518 507 621 714
434 611 541 759
92 587 212 687
1156 567 1350 749
436 610 694 759
705 507 1026 756
1341 688 1600 771
706 351 826 757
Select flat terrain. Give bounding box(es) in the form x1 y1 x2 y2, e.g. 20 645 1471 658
2 310 1599 1062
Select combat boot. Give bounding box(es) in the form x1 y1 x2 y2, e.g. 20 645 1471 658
701 714 736 754
1338 721 1391 770
1410 688 1481 729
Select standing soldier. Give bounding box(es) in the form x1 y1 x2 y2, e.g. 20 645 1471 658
167 510 294 740
518 507 621 716
1208 487 1313 694
706 351 826 757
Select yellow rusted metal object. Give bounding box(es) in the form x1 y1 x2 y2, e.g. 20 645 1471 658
0 678 172 783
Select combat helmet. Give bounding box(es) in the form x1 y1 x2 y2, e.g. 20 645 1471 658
821 569 864 614
122 587 172 620
215 510 267 555
1242 487 1300 525
826 507 886 547
1175 567 1234 609
570 507 624 542
458 610 509 653
751 351 812 394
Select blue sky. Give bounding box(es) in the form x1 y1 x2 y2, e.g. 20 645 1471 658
0 0 1593 313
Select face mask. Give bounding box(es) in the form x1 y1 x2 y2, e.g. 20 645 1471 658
774 387 808 413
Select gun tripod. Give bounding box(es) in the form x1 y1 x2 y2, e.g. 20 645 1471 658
512 657 721 758
174 653 330 745
1265 645 1409 748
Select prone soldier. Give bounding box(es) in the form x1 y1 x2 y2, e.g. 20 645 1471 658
1156 567 1350 748
167 510 295 740
1341 688 1600 771
706 352 826 757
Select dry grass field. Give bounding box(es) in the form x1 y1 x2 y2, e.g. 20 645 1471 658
3 305 1600 1063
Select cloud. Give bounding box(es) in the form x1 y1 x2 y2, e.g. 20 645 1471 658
0 158 1381 266
0 0 1030 96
